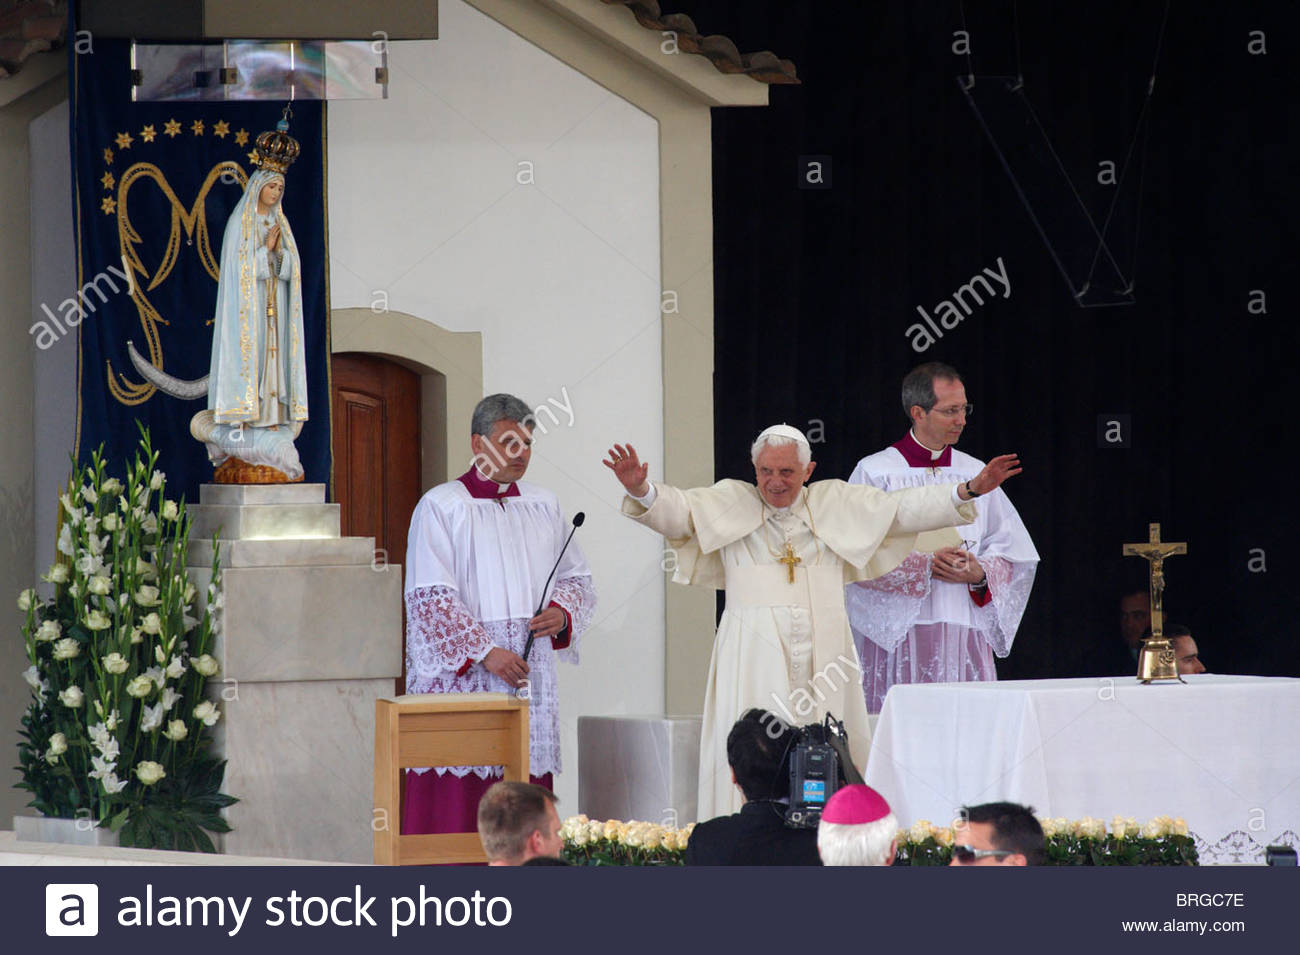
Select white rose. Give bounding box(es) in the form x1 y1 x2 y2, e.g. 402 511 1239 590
88 575 112 596
135 584 161 607
58 686 84 708
52 637 81 660
35 619 62 642
129 627 143 644
44 563 70 584
125 675 153 698
193 700 221 726
161 500 179 521
84 609 112 631
135 761 166 785
102 513 119 532
162 719 188 741
136 558 156 578
150 470 164 490
17 588 37 612
47 732 68 756
80 485 98 505
192 654 220 677
102 652 129 674
101 477 123 496
140 612 162 635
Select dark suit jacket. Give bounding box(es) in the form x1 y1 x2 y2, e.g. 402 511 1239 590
685 801 822 866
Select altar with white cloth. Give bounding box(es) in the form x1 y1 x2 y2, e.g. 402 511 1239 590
864 674 1300 865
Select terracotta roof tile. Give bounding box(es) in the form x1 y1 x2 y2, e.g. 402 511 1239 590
600 0 798 84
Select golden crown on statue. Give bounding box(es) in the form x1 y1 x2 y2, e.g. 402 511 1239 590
252 105 300 174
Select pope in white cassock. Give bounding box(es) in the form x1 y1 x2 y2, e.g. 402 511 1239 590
847 363 1039 713
403 394 596 835
605 425 1022 819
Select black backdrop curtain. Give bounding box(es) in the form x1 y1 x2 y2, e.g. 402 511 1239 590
698 0 1297 678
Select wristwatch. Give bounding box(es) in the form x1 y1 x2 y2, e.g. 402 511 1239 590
964 480 981 498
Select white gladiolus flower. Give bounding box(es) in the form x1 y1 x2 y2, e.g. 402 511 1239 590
102 652 129 674
22 665 42 690
154 645 167 665
53 638 82 660
140 702 165 733
75 553 105 576
130 627 144 645
192 654 220 677
84 515 99 534
163 719 188 741
105 710 120 731
101 477 123 496
102 513 119 532
89 754 114 780
135 761 166 786
58 686 84 708
150 470 164 490
88 575 112 595
35 619 62 642
140 612 162 634
184 582 197 603
165 656 186 680
86 533 106 555
193 700 221 726
17 589 37 612
125 675 153 698
161 687 181 711
88 721 112 751
61 492 79 517
161 500 179 521
44 562 70 584
57 524 74 556
141 514 158 535
80 485 98 504
136 557 156 578
102 773 128 794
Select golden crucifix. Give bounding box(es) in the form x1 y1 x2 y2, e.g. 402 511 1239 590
1122 523 1187 683
778 541 802 583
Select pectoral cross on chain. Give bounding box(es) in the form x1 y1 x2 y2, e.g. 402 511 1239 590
779 541 802 584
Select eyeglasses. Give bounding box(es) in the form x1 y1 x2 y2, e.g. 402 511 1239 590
951 844 1017 864
928 403 974 419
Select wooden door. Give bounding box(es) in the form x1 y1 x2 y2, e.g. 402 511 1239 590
331 353 422 694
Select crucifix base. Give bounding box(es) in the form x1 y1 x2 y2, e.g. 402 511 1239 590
1136 635 1183 684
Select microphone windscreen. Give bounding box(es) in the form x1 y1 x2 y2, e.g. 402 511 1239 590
573 512 586 527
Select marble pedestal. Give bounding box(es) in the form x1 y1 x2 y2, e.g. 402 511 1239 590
187 483 402 863
577 716 702 826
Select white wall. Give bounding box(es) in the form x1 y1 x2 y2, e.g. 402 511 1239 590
328 0 666 814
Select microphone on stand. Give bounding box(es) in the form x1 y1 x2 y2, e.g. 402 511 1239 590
522 512 585 662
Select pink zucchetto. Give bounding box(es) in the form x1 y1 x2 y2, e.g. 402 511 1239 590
822 784 892 825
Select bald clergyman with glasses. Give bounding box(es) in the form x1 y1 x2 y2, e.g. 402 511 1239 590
846 362 1040 714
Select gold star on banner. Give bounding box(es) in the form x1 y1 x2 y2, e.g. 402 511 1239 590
140 124 157 143
212 120 230 139
101 196 117 215
114 131 133 150
247 149 259 165
101 171 115 190
234 128 249 147
103 147 114 164
163 119 182 138
191 119 205 136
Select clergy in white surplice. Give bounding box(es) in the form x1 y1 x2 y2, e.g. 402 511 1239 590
847 363 1038 714
403 394 596 835
605 425 1022 820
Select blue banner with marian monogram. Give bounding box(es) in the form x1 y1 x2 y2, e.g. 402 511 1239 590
64 38 330 500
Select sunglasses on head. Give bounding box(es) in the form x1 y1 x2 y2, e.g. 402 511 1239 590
952 844 1017 863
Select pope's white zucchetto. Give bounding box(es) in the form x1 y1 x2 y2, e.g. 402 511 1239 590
753 423 810 448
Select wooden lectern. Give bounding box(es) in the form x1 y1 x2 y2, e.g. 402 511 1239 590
373 692 530 865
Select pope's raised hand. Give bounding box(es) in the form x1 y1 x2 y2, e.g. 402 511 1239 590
969 453 1022 495
602 443 650 498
